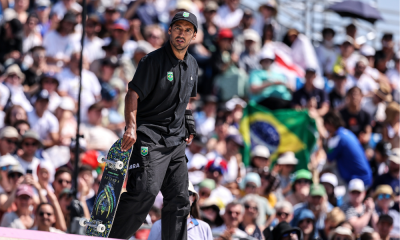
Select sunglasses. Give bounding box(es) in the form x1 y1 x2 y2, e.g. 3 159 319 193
227 210 241 216
299 219 313 225
9 173 23 178
277 211 289 218
377 194 391 200
4 139 17 144
189 191 195 197
39 211 53 217
296 179 311 184
199 190 210 197
57 179 71 185
1 166 12 171
245 183 257 189
23 141 38 147
244 204 258 211
335 237 351 240
282 231 298 238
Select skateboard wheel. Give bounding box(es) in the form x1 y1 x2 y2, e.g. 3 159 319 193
97 156 104 163
97 224 106 233
115 161 124 170
79 218 87 227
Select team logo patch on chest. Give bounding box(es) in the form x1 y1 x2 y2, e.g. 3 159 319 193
167 72 173 81
141 147 148 156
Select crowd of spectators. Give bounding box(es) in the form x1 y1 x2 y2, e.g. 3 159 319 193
0 0 398 239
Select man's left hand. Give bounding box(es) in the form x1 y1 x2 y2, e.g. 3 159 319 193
185 135 194 144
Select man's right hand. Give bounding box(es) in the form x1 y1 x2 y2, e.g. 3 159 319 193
121 127 137 151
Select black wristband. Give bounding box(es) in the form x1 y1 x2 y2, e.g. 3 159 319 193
185 110 196 137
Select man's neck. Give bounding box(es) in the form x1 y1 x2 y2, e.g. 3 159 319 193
36 110 45 118
70 67 80 76
347 104 360 113
38 225 50 231
21 154 34 162
169 41 187 60
305 82 314 92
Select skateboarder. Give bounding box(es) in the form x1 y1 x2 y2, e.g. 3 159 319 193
108 11 198 239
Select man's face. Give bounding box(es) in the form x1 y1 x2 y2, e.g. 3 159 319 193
295 179 311 196
32 49 46 65
168 20 196 51
41 78 58 93
224 204 243 228
218 37 233 51
377 221 393 239
310 195 324 209
104 10 119 23
36 6 50 21
276 207 293 223
54 172 72 194
252 156 269 169
87 108 102 125
61 20 75 33
260 59 273 70
355 62 366 76
21 139 39 156
349 190 365 205
0 137 18 154
348 89 362 107
198 187 211 199
35 99 49 113
204 10 216 22
38 204 55 227
305 72 316 83
341 42 354 58
15 194 33 209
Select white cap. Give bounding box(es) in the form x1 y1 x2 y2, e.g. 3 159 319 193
225 97 247 111
348 178 365 192
360 45 375 57
277 152 298 165
389 148 400 164
259 47 275 61
59 97 75 111
188 180 199 201
320 173 338 187
243 29 261 43
0 154 19 167
251 145 270 159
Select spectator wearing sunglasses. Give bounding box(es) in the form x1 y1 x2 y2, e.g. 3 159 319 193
271 221 302 240
239 199 263 239
200 197 224 229
264 200 294 240
0 127 20 157
0 164 24 219
320 207 346 240
31 202 65 233
373 185 399 237
212 201 249 239
293 208 319 240
52 167 72 198
329 226 354 240
0 154 20 193
16 130 42 179
0 184 34 229
148 181 213 240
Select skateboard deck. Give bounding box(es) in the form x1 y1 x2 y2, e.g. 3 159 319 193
82 139 133 237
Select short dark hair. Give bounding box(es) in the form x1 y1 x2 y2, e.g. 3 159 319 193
13 119 30 129
346 86 362 97
55 167 72 180
378 214 393 225
79 165 93 174
323 110 344 130
36 202 55 214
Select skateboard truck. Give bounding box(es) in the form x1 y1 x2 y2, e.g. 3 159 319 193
97 156 124 170
79 218 106 233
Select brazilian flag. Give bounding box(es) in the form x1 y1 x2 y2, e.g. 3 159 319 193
239 102 318 170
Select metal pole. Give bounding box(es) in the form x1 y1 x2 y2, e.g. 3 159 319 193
73 0 87 197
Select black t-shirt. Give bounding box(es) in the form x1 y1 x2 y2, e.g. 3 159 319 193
23 68 42 87
292 86 328 109
329 89 346 110
339 107 372 136
128 42 198 147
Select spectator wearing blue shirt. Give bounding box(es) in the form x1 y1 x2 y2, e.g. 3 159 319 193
323 111 372 186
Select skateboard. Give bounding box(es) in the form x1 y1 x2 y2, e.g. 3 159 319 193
79 138 133 237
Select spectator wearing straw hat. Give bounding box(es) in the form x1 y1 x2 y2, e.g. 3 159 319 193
329 226 354 240
0 127 19 156
361 83 392 124
373 185 399 237
3 64 33 112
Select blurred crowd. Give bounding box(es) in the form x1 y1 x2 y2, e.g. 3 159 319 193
0 0 398 239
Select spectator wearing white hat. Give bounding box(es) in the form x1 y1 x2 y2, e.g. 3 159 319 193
148 181 213 240
320 173 339 207
239 29 261 74
249 145 270 172
55 97 77 147
3 64 33 112
0 127 19 156
275 152 298 196
213 0 243 29
345 57 379 96
249 47 292 110
16 130 42 179
340 179 378 234
0 154 20 193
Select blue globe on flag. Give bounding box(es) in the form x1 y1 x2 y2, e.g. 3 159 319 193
250 121 280 154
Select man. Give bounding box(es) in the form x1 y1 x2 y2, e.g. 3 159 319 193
83 15 105 64
0 127 19 156
194 95 217 138
213 0 243 29
376 215 395 240
340 179 378 234
292 184 333 231
323 111 372 186
292 67 329 117
238 29 261 74
212 201 248 239
108 12 199 239
361 83 392 125
346 58 379 96
329 73 347 110
339 86 372 146
333 37 358 76
16 130 42 178
27 89 59 148
31 202 65 233
315 28 338 78
52 167 72 198
372 148 400 203
369 141 391 179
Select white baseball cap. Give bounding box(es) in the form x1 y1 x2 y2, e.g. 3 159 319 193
388 148 400 164
277 152 298 165
59 97 75 111
360 45 375 57
320 173 338 187
0 154 19 167
251 145 270 159
259 47 275 61
348 178 365 192
188 181 199 202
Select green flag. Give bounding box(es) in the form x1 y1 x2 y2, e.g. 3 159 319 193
239 101 318 170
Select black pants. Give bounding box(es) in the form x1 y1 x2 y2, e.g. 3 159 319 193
109 134 190 239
